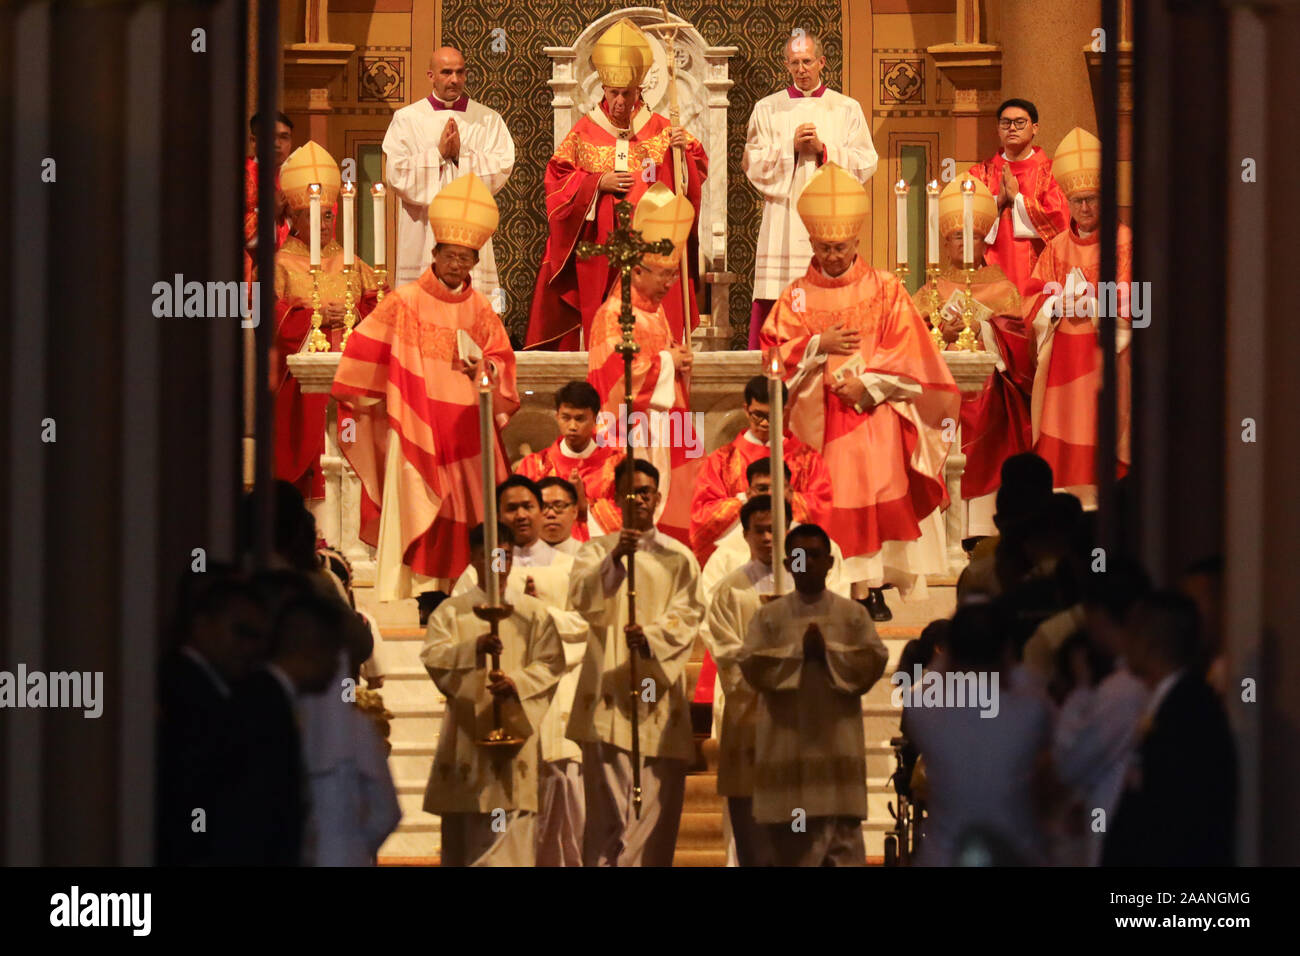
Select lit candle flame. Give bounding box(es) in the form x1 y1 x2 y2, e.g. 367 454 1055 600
341 181 355 196
961 179 975 194
479 366 492 389
309 183 321 196
768 350 781 376
371 183 385 197
927 179 940 194
894 179 908 194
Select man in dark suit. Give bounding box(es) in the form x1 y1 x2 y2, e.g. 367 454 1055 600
156 573 269 865
1103 590 1237 866
214 593 345 865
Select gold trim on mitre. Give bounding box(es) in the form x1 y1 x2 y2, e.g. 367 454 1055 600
633 182 695 269
591 19 653 89
796 162 870 242
1053 127 1102 199
429 172 499 250
938 175 997 238
280 141 341 211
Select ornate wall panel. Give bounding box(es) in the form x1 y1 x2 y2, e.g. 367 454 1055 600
441 0 844 348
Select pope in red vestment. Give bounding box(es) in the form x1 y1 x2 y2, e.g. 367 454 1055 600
332 173 518 599
761 164 959 617
272 142 378 502
689 374 832 565
912 177 1031 537
525 19 707 351
514 380 624 541
1021 128 1133 507
965 100 1069 295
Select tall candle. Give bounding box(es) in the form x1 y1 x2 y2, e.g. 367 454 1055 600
767 349 786 596
478 365 499 607
308 184 322 267
341 181 355 266
961 179 974 268
371 183 386 266
926 180 940 266
894 179 909 268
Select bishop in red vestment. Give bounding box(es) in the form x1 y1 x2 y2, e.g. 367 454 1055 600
332 173 518 600
272 142 378 503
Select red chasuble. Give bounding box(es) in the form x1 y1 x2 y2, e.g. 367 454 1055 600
525 101 708 351
688 431 832 564
244 157 289 287
966 146 1069 295
331 268 518 583
760 258 960 560
514 437 624 541
912 265 1032 500
272 237 378 500
1022 223 1133 493
587 285 702 546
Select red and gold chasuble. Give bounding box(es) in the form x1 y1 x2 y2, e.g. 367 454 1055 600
331 268 518 582
587 286 702 546
514 437 624 541
1022 223 1133 493
526 101 708 351
912 265 1031 500
761 258 960 560
966 146 1069 295
688 431 832 564
272 237 378 500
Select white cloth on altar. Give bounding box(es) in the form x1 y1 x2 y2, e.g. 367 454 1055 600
743 87 878 300
383 96 515 300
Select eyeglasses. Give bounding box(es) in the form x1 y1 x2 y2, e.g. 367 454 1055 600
997 117 1031 130
1069 195 1101 207
540 500 573 514
746 409 770 423
435 248 476 265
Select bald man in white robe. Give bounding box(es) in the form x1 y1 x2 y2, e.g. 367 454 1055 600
383 46 515 302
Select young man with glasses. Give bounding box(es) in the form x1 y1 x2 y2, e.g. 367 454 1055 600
689 375 832 566
537 477 583 556
566 457 703 866
1022 128 1134 509
965 98 1070 294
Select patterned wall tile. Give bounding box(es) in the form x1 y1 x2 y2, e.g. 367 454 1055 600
358 55 406 103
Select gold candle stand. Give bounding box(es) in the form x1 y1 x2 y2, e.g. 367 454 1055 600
956 267 979 352
306 266 330 353
341 263 358 350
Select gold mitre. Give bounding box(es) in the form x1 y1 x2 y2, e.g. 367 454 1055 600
796 163 870 242
633 182 695 268
938 175 997 238
591 19 653 89
428 172 499 250
280 141 341 211
1053 127 1102 198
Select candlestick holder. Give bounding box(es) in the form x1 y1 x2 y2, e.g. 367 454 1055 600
472 603 522 747
956 267 979 352
925 265 945 351
374 265 388 303
894 262 909 287
341 263 358 350
306 266 330 353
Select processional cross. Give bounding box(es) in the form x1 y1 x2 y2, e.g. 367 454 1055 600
577 200 672 819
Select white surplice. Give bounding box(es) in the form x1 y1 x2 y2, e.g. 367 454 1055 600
739 589 888 826
566 530 702 866
743 86 878 300
420 584 564 865
383 96 515 299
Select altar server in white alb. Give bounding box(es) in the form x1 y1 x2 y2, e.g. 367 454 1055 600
421 522 564 866
743 31 878 348
740 523 889 866
566 458 703 867
383 46 515 301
